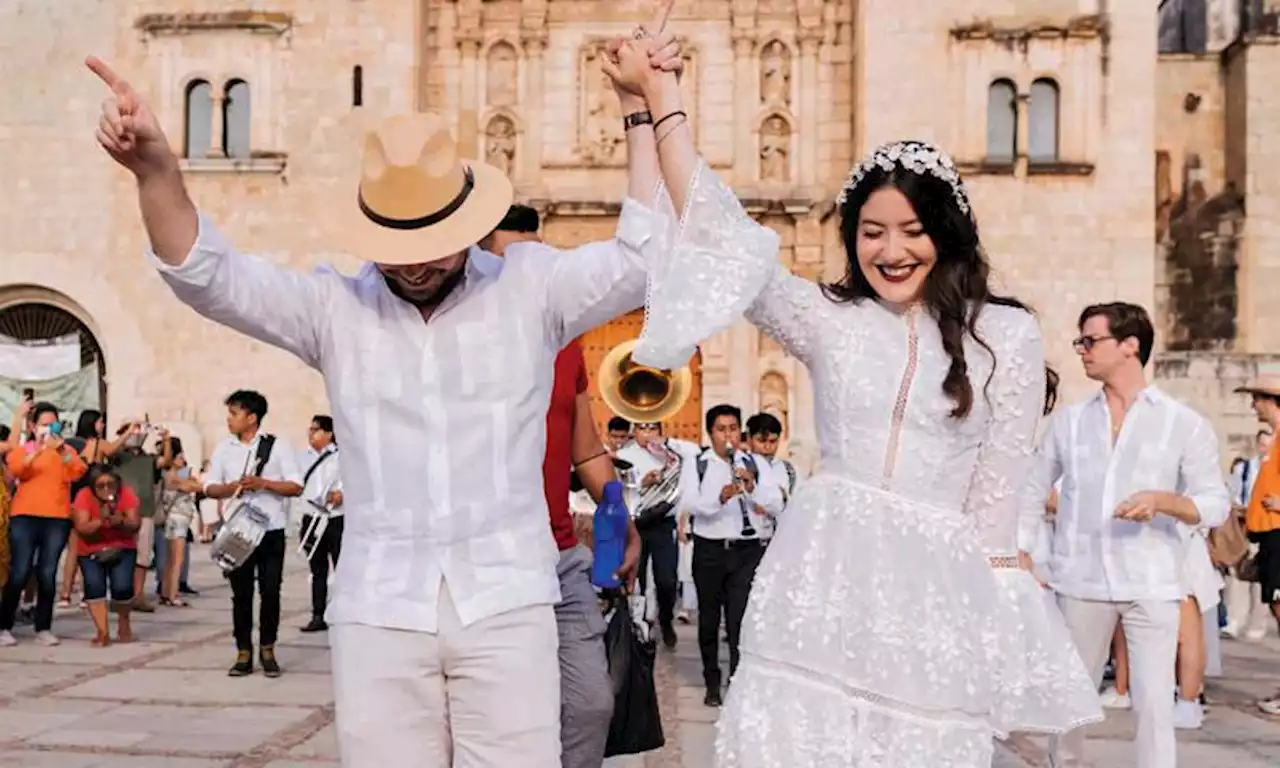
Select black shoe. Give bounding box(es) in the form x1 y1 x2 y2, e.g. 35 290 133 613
661 621 677 649
179 583 199 596
261 645 282 678
301 617 328 633
228 650 254 677
704 687 723 707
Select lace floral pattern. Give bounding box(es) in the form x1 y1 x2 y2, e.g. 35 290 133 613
630 164 1102 762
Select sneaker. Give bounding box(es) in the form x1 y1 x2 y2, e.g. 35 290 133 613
228 650 254 677
0 630 16 647
300 617 328 633
1245 627 1267 642
260 645 282 678
704 686 723 707
1259 694 1280 716
1098 687 1131 710
34 631 60 647
178 583 200 596
661 621 677 650
1173 697 1204 729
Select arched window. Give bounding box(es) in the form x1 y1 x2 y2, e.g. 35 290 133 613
986 79 1017 164
183 80 213 159
352 65 364 108
1028 78 1060 164
222 79 251 159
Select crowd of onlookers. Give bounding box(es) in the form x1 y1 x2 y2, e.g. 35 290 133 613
0 395 203 647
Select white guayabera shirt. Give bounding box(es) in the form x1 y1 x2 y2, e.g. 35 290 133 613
1019 387 1230 603
149 203 658 632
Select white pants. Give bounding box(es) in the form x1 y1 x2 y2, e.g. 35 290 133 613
330 584 561 768
1049 597 1181 768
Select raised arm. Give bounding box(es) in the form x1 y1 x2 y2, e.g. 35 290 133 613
87 57 328 368
963 311 1047 566
603 39 780 370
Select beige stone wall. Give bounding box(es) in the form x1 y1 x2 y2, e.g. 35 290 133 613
1233 38 1280 354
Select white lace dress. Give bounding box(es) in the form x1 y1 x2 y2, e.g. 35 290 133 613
632 163 1103 767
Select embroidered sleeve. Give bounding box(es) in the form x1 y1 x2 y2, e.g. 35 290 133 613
964 311 1047 566
630 160 781 370
745 266 827 366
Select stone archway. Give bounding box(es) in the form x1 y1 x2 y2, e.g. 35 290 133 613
579 309 704 444
0 286 108 413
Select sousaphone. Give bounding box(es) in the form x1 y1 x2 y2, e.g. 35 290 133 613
597 338 693 426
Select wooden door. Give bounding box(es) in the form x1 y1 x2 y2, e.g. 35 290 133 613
579 309 703 443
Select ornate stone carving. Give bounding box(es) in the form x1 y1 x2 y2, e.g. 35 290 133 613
485 42 518 107
760 40 791 105
484 116 516 177
759 115 791 183
759 371 789 433
578 41 624 165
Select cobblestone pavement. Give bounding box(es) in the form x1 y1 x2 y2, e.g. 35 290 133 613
2 548 1279 766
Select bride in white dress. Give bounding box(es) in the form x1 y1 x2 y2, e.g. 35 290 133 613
603 29 1103 767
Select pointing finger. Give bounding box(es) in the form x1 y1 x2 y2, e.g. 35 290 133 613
650 0 674 35
86 56 136 99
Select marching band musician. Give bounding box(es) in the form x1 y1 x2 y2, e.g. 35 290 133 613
681 404 784 708
298 415 343 634
615 419 699 649
745 412 799 510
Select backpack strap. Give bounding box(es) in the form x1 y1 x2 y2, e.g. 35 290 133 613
696 453 709 485
302 448 335 488
782 459 797 495
253 434 276 478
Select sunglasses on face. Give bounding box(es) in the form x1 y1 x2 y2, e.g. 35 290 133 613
94 480 118 490
1072 335 1115 353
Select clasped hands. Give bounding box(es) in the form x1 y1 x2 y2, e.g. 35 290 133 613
601 0 683 106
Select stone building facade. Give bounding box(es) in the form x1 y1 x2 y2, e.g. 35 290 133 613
0 0 1275 468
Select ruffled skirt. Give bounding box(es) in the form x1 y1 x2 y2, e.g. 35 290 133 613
715 476 1101 767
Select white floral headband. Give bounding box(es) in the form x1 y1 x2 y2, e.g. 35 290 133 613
836 140 973 219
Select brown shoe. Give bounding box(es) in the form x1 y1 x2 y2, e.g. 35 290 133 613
260 645 282 678
228 650 253 677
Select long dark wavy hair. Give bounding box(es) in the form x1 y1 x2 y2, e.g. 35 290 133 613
823 162 1030 419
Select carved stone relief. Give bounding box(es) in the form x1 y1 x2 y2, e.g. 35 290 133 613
759 371 789 434
578 42 624 165
486 42 519 107
485 116 516 177
759 115 791 182
760 40 791 105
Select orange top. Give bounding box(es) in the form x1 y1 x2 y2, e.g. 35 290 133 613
4 442 87 520
1246 441 1280 534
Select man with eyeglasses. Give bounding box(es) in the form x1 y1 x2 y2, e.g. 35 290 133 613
1020 302 1229 768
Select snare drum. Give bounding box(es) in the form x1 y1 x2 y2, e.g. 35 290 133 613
210 498 270 573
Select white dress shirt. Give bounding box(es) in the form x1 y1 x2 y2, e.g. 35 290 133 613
205 433 303 532
1020 387 1230 603
150 205 654 632
298 445 343 518
680 449 785 541
758 456 797 509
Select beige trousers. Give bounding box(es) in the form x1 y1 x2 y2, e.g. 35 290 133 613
1049 596 1181 768
330 584 560 768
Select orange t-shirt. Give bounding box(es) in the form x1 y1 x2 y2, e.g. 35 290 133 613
4 442 87 520
1246 442 1280 534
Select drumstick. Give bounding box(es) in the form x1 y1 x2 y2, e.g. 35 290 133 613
652 0 674 35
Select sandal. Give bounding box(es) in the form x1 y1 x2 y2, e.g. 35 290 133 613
160 597 190 607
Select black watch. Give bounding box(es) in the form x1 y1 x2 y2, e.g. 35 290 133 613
623 110 653 130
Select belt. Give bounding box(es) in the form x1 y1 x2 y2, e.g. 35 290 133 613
698 536 768 550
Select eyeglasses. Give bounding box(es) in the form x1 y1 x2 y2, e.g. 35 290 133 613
94 480 118 490
1072 335 1115 353
634 423 660 430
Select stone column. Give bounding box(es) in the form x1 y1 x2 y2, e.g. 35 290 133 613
208 87 226 159
521 31 548 184
798 29 822 189
732 31 756 173
457 35 482 159
1015 91 1030 176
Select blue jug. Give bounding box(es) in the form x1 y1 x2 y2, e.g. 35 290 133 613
591 481 629 589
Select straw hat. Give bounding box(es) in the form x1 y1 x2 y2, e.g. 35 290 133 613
1234 363 1280 398
342 113 513 265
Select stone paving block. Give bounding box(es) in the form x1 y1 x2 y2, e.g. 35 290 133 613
0 660 91 697
0 753 228 768
143 641 330 674
0 639 172 667
53 668 334 707
288 723 338 760
264 762 338 768
1085 737 1278 767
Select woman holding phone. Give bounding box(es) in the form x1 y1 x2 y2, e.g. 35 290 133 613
70 464 141 645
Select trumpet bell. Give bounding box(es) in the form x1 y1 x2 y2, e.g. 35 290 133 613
598 338 693 425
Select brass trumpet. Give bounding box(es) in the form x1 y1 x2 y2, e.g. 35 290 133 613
597 339 693 425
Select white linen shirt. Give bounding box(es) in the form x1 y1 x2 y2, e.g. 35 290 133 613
205 433 302 532
680 449 785 541
1019 387 1230 603
149 204 656 632
298 445 343 518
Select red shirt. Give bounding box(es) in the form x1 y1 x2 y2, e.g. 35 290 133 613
545 340 589 551
73 486 140 556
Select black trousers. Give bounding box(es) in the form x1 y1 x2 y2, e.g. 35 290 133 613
301 514 343 619
228 529 285 651
637 517 678 629
692 535 766 690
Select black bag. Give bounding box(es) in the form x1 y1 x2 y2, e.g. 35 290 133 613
603 595 665 757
